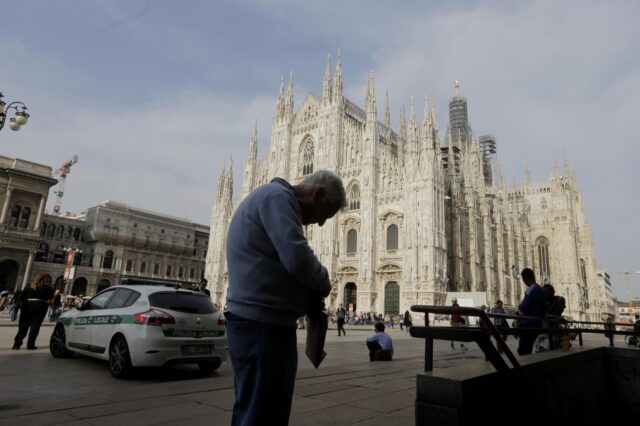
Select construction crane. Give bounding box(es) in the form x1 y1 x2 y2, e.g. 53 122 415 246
612 271 640 323
52 155 79 216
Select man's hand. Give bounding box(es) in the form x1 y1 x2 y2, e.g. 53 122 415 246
306 292 326 319
319 282 331 298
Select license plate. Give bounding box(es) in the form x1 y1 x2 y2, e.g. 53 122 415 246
181 344 213 355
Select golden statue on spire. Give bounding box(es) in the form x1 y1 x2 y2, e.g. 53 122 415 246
454 78 460 96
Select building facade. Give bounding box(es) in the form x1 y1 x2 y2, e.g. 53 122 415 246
205 55 609 320
33 201 209 296
0 156 57 292
1 165 210 296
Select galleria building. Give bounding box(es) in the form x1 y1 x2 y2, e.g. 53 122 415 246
205 55 612 321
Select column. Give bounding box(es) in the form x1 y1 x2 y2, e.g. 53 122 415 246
0 187 13 224
21 251 35 289
34 196 47 231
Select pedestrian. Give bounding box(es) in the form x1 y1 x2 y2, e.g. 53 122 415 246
195 278 211 297
449 298 468 350
490 300 510 351
0 291 8 311
540 284 566 350
336 303 346 336
13 273 54 350
366 322 394 361
516 268 547 355
403 310 412 333
48 289 63 323
9 290 21 321
225 170 346 426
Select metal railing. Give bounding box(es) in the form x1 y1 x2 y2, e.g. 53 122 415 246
409 305 638 375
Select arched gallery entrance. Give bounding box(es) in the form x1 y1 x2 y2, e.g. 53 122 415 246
71 277 88 296
54 276 65 292
344 282 357 312
0 260 19 292
384 281 400 315
97 279 111 293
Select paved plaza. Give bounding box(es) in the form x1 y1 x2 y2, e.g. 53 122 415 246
0 320 618 426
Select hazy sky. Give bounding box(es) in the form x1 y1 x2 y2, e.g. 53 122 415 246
1 1 638 298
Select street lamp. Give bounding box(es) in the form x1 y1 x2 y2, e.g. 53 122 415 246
0 92 30 132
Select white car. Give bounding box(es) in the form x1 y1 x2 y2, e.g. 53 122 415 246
49 283 228 378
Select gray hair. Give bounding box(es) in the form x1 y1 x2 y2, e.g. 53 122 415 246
299 170 347 208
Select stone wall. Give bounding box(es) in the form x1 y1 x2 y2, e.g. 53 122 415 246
415 347 640 425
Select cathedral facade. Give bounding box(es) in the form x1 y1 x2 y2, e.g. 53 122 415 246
206 55 608 321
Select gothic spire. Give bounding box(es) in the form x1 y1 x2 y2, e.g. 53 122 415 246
399 105 407 142
285 72 294 118
553 150 559 178
216 164 226 201
225 156 234 200
333 49 343 104
409 96 418 145
250 119 258 161
365 71 377 126
384 90 391 136
322 54 332 106
422 93 431 145
563 146 569 177
525 156 531 185
398 105 406 163
275 75 285 123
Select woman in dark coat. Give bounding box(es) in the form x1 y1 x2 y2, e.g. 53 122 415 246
12 273 54 350
403 310 412 332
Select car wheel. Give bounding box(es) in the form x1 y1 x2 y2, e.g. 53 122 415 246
49 324 73 358
198 359 222 375
109 335 133 379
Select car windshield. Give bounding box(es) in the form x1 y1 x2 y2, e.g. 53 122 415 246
149 292 216 314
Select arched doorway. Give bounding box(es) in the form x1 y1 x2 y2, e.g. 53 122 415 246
384 281 400 315
0 260 20 292
344 282 357 312
97 279 111 293
71 277 88 296
54 276 65 291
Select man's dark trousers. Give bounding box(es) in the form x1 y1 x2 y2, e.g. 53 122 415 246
517 325 540 355
226 312 297 426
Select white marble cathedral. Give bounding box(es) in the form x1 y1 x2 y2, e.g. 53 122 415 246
206 54 607 321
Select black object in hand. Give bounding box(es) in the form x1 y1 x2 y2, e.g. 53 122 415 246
306 293 325 319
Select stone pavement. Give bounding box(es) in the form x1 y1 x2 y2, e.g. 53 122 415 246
0 322 493 426
0 322 618 425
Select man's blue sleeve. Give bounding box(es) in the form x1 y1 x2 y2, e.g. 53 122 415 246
258 191 330 293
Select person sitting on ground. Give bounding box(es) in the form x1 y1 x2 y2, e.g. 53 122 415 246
366 322 394 361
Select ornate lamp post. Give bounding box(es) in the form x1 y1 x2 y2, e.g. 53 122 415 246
0 92 30 132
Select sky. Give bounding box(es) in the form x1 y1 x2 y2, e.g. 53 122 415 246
1 0 639 299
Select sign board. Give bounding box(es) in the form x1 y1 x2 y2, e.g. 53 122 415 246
445 292 488 326
63 249 76 282
65 249 75 266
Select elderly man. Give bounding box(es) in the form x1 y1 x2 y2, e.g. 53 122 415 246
225 170 346 426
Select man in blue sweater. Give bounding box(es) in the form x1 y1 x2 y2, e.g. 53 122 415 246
517 268 547 355
225 170 346 426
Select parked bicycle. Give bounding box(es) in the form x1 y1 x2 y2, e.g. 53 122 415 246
625 334 639 348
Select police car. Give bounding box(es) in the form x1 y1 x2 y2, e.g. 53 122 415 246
49 281 227 378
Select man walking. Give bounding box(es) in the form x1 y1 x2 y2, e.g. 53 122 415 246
517 268 547 355
336 303 346 336
225 170 346 426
